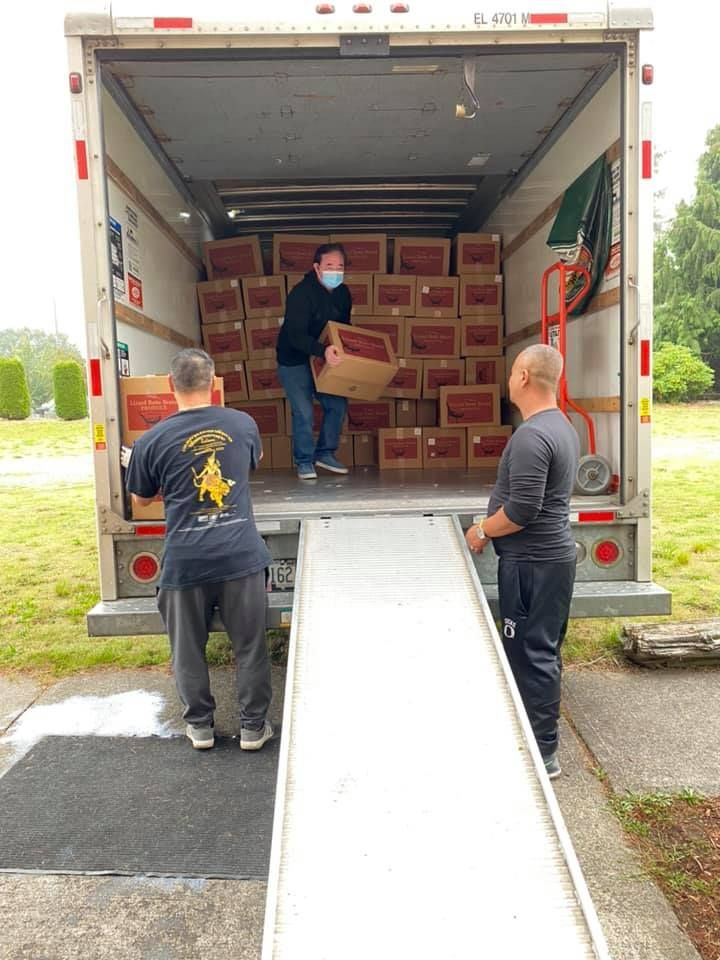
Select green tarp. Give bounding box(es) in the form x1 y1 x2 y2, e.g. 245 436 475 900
547 155 613 316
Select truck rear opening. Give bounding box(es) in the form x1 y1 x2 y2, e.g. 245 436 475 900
65 6 669 632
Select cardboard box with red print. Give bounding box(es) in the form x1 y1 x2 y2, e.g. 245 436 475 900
330 234 387 273
373 275 417 317
439 384 501 429
311 321 398 402
203 237 263 280
382 358 423 400
228 398 286 437
354 433 378 466
202 321 248 362
403 318 461 360
245 317 284 360
241 276 286 320
422 428 467 469
196 279 245 324
422 359 466 400
415 276 459 319
461 317 504 357
459 276 504 317
378 428 424 470
273 234 328 274
344 273 374 316
465 356 506 396
453 233 502 275
246 359 284 401
346 400 396 434
393 237 450 276
214 361 249 403
467 425 512 468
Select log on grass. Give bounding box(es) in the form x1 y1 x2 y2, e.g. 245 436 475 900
622 619 720 666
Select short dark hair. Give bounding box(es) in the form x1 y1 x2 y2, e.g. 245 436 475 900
170 348 214 393
313 242 346 267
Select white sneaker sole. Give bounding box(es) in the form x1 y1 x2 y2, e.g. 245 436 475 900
298 473 317 480
315 461 349 475
188 735 214 749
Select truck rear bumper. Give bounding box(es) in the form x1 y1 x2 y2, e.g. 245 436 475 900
87 581 670 637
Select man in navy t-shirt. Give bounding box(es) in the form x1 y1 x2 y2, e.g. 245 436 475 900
126 348 273 752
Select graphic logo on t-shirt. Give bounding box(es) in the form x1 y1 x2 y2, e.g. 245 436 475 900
182 429 237 513
192 451 235 509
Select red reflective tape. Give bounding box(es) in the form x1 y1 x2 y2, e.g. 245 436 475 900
642 141 652 178
578 511 615 523
529 13 569 24
153 17 193 28
89 358 102 396
136 525 166 537
75 140 89 180
640 339 651 377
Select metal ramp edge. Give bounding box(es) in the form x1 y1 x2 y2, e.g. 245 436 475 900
262 514 609 960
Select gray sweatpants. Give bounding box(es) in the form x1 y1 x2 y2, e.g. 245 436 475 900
157 570 271 730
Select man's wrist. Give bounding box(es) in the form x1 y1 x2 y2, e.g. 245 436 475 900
475 523 488 541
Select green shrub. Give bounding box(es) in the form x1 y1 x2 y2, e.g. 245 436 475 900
0 358 31 419
653 343 714 403
53 361 88 420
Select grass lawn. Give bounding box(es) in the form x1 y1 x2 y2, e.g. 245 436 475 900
1 405 719 677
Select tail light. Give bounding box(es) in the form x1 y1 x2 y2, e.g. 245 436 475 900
130 552 161 584
592 539 622 567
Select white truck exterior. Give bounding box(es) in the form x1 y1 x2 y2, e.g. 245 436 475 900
64 2 669 635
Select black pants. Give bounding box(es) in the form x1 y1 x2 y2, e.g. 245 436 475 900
157 570 272 730
497 557 576 760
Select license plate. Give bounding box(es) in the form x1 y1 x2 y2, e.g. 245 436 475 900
269 560 296 590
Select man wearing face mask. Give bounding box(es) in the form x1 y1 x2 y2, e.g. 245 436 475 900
276 242 351 480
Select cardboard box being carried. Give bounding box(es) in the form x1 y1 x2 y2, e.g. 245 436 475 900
229 399 286 437
273 234 328 275
121 375 225 446
214 361 249 403
460 276 504 317
196 279 245 324
246 359 284 401
422 359 465 400
466 356 506 397
382 358 423 400
331 234 387 273
246 317 283 360
467 425 512 468
120 375 224 521
439 384 501 429
242 276 286 320
311 321 398 402
422 427 467 469
393 237 450 276
203 237 263 280
404 318 461 360
454 233 502 275
378 427 424 470
202 321 248 362
344 273 374 316
373 275 416 317
354 433 378 466
346 400 396 433
416 276 459 319
359 318 405 354
461 317 504 357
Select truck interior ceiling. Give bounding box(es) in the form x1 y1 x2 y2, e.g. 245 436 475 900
99 45 620 246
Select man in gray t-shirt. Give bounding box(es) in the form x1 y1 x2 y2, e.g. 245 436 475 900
466 344 579 780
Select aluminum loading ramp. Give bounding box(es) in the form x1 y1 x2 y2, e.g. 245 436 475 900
262 515 609 960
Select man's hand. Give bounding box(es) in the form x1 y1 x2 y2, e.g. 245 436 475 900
325 345 343 368
120 445 132 469
465 524 490 555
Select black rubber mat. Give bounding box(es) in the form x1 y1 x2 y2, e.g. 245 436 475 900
0 735 279 879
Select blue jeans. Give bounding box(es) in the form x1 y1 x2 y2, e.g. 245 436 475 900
277 363 347 465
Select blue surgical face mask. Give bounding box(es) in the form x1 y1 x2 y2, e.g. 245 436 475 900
321 270 344 290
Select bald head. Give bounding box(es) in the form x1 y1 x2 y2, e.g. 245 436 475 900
515 344 563 392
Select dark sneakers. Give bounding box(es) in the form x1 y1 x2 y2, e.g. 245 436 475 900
544 753 562 780
240 720 274 751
